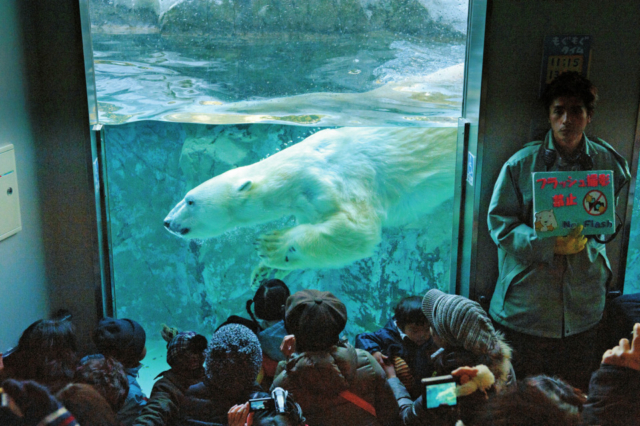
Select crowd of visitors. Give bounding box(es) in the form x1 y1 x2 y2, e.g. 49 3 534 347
1 278 639 426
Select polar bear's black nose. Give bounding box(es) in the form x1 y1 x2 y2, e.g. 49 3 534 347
164 221 171 229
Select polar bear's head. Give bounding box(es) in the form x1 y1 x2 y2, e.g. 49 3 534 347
164 167 260 239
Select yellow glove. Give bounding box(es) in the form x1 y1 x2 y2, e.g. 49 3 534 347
554 225 587 255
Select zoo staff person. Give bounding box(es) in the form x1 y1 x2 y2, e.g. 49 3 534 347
487 72 630 389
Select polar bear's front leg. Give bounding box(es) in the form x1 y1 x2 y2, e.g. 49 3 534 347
255 209 382 271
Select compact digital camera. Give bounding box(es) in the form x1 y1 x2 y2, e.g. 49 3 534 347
421 375 457 410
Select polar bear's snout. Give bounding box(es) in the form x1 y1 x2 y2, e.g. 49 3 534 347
164 219 190 236
164 199 192 237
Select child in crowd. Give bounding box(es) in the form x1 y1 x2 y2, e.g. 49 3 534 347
2 316 79 393
179 323 267 425
89 317 148 426
383 289 514 426
74 355 130 414
272 289 399 426
134 327 207 426
218 279 291 388
356 295 438 398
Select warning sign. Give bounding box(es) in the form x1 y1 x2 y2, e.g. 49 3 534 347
532 170 616 238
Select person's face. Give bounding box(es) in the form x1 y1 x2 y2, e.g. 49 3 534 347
403 323 431 346
549 96 592 156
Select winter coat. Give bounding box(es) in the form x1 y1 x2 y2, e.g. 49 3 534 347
582 364 640 426
270 341 399 426
356 319 438 397
178 379 266 425
133 368 203 426
118 364 148 426
488 131 630 338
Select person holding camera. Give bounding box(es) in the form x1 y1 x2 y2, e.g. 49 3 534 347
227 387 306 426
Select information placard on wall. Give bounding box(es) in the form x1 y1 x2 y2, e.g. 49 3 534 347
540 35 592 97
532 170 615 238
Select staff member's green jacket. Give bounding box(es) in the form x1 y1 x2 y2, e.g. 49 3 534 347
488 130 630 338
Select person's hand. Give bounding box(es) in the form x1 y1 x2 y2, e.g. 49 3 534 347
602 323 640 371
1 379 62 424
554 225 587 255
451 366 479 385
0 352 4 372
228 402 252 426
381 358 396 379
280 335 296 358
371 351 388 368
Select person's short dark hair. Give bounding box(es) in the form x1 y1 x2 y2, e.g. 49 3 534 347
249 279 291 322
542 72 598 115
474 375 584 426
11 318 79 387
74 356 130 412
394 296 428 331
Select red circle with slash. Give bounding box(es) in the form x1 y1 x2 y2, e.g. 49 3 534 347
583 190 607 216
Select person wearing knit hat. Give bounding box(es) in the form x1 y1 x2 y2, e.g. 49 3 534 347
134 328 207 426
179 324 268 425
93 318 147 369
90 317 148 426
271 289 399 426
421 289 513 389
380 289 514 426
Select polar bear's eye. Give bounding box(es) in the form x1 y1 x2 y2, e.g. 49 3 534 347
187 200 195 206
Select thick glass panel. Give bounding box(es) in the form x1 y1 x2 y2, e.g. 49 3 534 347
624 169 640 294
87 0 471 389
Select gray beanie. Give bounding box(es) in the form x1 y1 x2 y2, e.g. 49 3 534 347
422 289 500 356
205 324 262 391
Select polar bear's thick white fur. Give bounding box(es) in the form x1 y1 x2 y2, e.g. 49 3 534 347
164 126 457 279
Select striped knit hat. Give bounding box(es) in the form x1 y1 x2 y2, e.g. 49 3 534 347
422 289 499 356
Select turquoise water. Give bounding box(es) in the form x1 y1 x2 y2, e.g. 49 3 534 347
92 34 465 125
104 122 457 394
91 0 467 393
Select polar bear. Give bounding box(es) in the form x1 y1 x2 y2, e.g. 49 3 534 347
534 209 558 232
164 126 457 283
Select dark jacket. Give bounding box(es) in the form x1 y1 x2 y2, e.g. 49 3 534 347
133 368 203 426
356 319 438 397
582 364 640 426
178 379 266 426
271 341 399 426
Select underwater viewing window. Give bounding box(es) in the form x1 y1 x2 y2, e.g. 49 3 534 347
83 0 476 388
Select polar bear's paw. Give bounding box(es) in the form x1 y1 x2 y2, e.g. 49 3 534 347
255 228 303 269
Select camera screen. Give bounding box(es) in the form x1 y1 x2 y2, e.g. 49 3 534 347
425 381 457 409
250 400 268 410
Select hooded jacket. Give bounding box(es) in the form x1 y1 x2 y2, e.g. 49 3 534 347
270 342 399 426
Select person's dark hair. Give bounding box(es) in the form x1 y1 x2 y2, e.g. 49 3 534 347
12 318 79 389
56 383 119 426
542 71 598 115
74 356 130 412
247 279 291 322
474 375 583 426
394 296 428 331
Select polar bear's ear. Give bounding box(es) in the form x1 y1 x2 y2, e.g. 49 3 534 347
237 181 252 192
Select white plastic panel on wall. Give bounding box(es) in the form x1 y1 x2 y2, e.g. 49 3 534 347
0 144 22 241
